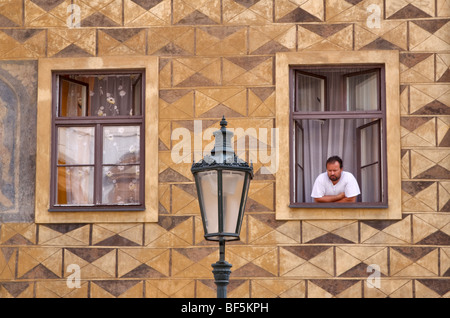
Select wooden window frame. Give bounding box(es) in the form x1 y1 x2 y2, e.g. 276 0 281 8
289 65 388 209
35 56 159 223
50 70 146 211
275 51 402 220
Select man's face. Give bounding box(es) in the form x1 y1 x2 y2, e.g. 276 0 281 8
326 161 342 183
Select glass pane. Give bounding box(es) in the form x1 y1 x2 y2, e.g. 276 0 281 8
57 127 95 165
360 121 380 167
57 73 142 117
57 166 94 205
92 74 141 116
222 170 245 234
59 78 88 117
102 165 140 205
347 71 378 111
103 126 140 165
296 166 304 203
296 73 325 112
361 164 381 202
198 171 218 234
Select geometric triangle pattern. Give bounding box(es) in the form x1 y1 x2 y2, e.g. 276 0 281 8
77 0 122 27
196 26 247 56
64 248 116 279
390 247 439 277
144 216 194 247
223 0 273 24
412 214 450 245
436 53 450 82
47 28 95 57
247 214 301 245
249 24 296 54
408 84 450 116
0 223 36 245
92 224 143 246
302 220 359 244
148 26 194 56
38 224 90 246
98 28 146 56
275 0 323 23
400 53 435 83
0 29 46 58
173 0 221 25
118 248 170 278
0 0 23 27
402 181 438 212
124 0 171 26
24 0 69 27
401 116 437 147
326 0 381 23
355 21 407 51
280 246 334 277
360 215 412 244
409 19 450 52
227 246 278 277
386 0 435 20
409 149 450 180
298 23 353 51
308 279 361 298
17 247 62 279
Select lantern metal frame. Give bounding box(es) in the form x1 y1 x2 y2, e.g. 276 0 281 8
191 116 253 298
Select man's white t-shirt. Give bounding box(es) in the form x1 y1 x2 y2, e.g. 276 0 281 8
311 171 360 199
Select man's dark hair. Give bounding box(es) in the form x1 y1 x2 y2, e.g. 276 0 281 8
326 156 343 168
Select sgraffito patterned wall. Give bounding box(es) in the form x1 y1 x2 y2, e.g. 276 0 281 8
0 0 449 298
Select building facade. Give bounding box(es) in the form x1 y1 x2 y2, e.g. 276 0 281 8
0 0 449 298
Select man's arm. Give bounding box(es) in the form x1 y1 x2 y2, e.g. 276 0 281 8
314 192 357 203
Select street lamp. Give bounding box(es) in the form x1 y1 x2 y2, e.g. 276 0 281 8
191 116 253 298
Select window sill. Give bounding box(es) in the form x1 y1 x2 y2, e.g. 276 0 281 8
49 206 145 212
289 203 389 209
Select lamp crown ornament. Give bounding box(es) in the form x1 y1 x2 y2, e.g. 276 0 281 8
192 116 253 173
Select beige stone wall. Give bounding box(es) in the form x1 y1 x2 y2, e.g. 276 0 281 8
0 0 449 298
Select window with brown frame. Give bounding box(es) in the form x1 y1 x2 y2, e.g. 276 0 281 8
50 70 145 211
290 64 388 208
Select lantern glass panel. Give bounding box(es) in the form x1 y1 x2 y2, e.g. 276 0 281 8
198 170 219 234
222 170 245 234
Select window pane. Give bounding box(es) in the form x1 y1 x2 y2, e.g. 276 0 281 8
57 166 94 205
102 165 140 204
296 73 325 112
59 78 88 117
359 120 380 167
297 117 383 203
361 164 381 202
57 127 95 165
57 73 142 117
103 126 140 165
346 71 379 111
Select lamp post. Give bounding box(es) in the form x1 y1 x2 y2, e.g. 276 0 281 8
191 116 253 298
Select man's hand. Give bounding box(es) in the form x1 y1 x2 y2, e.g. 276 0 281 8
314 192 357 203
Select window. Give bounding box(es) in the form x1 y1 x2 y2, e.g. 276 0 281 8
275 51 401 220
35 57 158 223
51 71 144 210
291 65 387 208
